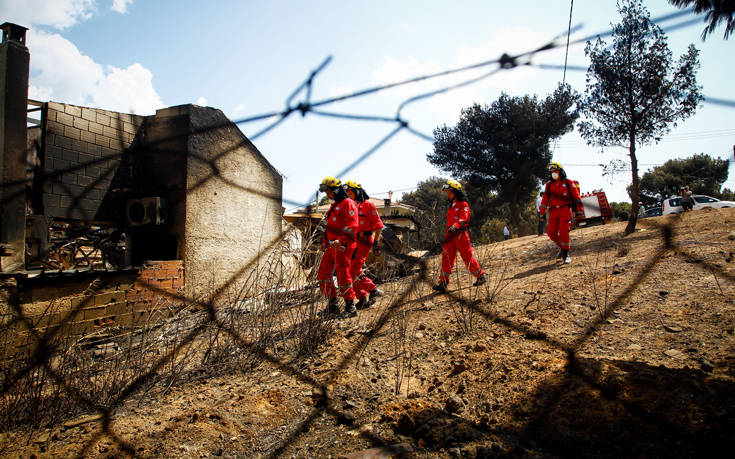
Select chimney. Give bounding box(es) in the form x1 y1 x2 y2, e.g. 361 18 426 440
0 23 30 272
383 190 393 217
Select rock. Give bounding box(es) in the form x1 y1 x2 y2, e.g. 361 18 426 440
728 231 735 241
450 360 470 376
415 331 424 339
473 342 487 352
700 360 715 373
626 344 643 351
339 443 414 459
659 290 669 297
664 349 686 360
444 394 465 413
417 322 428 330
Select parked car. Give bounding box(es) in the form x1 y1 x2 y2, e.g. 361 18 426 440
662 195 735 215
641 206 662 218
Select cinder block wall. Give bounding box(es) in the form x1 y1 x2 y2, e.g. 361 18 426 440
42 102 144 220
0 261 184 358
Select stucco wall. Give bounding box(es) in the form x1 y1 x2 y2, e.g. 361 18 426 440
180 106 283 301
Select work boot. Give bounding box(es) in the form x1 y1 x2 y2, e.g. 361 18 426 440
319 298 340 317
473 274 487 286
432 282 448 294
342 300 358 318
367 288 383 306
355 297 368 310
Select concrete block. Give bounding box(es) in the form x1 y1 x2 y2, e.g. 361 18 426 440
57 111 74 126
94 292 115 305
100 146 119 158
84 164 100 177
46 120 64 135
45 144 62 159
102 125 120 139
96 112 111 127
107 301 128 316
54 135 73 150
83 306 107 321
86 143 101 155
52 157 71 171
73 117 89 131
88 121 104 135
94 134 110 147
70 139 87 153
64 105 82 117
61 148 79 162
64 125 81 140
122 121 138 134
47 102 65 112
82 107 97 121
80 130 96 144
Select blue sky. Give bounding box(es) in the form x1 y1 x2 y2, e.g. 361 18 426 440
3 0 733 209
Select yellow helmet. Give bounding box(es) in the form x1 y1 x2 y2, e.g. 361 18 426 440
549 162 563 171
319 176 341 192
343 179 362 190
442 179 462 192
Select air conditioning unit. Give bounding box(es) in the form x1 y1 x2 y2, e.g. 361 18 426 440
125 197 164 226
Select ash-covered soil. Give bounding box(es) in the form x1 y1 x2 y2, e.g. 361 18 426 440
3 208 735 458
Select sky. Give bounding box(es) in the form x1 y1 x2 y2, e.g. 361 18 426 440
2 0 733 210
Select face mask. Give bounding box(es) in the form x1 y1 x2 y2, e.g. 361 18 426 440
551 172 559 180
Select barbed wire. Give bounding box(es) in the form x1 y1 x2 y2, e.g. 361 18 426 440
2 7 734 457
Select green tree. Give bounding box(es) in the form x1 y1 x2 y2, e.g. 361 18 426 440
429 84 578 234
579 0 702 234
609 201 633 221
668 0 735 40
638 153 729 204
400 177 450 250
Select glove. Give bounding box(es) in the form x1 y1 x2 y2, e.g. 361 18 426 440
448 225 459 234
372 241 381 255
575 210 584 219
539 214 546 221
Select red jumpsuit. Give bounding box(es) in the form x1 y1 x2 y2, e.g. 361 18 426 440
317 197 359 301
539 179 582 251
350 200 384 300
439 200 484 285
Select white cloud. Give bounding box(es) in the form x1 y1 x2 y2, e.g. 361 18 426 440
0 0 96 29
110 0 133 14
195 96 208 106
93 63 164 115
27 30 164 115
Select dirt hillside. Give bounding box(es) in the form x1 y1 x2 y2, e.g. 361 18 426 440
2 208 735 458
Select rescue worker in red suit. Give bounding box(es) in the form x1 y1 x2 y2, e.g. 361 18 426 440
317 176 359 317
432 179 487 293
538 162 583 264
343 180 384 309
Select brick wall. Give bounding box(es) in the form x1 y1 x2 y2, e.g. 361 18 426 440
126 260 184 314
1 260 184 358
42 102 144 220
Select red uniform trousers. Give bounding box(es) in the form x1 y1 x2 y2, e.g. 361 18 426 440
546 206 572 251
439 231 484 284
350 235 377 300
318 242 357 301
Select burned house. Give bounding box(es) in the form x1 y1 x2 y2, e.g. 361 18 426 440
283 195 419 278
1 23 284 340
